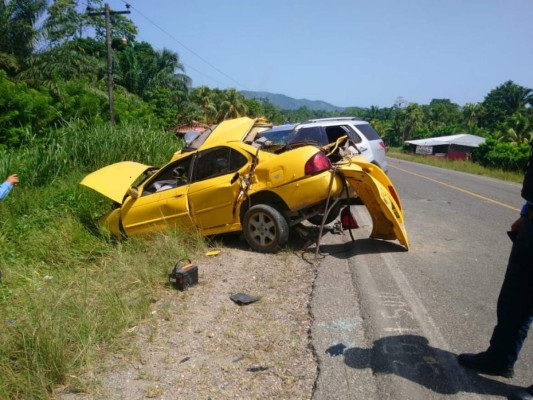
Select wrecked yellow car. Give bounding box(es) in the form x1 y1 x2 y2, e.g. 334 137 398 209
81 117 408 253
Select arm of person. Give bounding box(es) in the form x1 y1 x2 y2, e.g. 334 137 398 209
512 201 533 232
0 180 13 200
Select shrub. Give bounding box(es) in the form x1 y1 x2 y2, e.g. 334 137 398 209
0 71 57 147
472 137 530 171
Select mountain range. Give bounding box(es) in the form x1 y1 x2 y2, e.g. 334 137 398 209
240 90 345 112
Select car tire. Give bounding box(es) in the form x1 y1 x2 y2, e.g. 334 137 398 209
307 202 342 225
243 204 289 253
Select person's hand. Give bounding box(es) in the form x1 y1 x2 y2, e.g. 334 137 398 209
511 216 525 232
6 174 19 185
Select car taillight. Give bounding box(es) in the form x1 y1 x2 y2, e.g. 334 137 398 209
304 152 331 175
388 185 402 210
379 140 386 149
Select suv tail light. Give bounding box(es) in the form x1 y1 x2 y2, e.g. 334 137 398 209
305 151 331 175
378 140 386 149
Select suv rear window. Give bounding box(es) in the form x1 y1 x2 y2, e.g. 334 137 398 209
355 124 381 141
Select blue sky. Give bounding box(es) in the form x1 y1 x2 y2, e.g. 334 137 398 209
105 0 532 108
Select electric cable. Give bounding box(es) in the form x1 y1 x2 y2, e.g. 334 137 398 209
118 0 250 90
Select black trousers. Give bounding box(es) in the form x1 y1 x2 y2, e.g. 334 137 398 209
488 214 533 367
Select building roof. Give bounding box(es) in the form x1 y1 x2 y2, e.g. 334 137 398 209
173 120 210 135
405 133 486 148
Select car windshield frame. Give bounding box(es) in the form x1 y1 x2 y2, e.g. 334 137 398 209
287 126 327 146
260 127 294 144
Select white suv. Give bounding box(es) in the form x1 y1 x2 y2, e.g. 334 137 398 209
261 117 388 172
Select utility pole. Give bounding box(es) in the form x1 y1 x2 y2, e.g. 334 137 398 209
87 3 130 127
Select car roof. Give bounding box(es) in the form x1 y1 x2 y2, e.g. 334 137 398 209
299 117 369 127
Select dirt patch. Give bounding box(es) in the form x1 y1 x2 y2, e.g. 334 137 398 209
56 239 318 399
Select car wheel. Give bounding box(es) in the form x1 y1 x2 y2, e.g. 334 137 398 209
307 202 342 225
243 204 289 253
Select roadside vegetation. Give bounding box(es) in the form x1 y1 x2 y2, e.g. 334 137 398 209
0 122 207 399
387 148 525 184
0 0 532 398
1 1 531 153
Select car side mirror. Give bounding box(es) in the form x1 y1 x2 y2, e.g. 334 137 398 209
128 187 139 199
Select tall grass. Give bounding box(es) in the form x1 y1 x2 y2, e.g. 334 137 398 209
1 121 183 187
0 122 204 399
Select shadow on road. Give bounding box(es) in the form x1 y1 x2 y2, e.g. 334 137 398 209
319 238 406 258
334 334 520 396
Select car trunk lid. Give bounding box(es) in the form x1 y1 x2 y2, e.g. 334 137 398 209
337 162 409 249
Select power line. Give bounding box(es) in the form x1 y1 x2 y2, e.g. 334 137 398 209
119 0 250 90
133 33 229 88
80 1 227 87
80 0 239 88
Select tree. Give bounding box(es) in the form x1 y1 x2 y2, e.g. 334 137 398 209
482 81 533 131
189 86 217 124
462 102 485 131
115 43 190 100
501 113 533 144
0 0 47 73
85 0 138 44
425 98 461 130
42 0 81 46
18 38 104 93
0 70 56 146
391 103 424 144
217 88 248 121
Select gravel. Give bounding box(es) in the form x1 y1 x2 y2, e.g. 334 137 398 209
56 243 318 400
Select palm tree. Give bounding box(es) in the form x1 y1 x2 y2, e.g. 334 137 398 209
0 0 47 73
42 0 81 46
217 88 248 121
18 39 103 94
115 44 190 101
190 86 217 124
503 83 533 113
393 103 424 143
503 113 532 144
462 102 485 131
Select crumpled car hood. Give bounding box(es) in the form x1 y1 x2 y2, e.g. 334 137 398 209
80 161 151 204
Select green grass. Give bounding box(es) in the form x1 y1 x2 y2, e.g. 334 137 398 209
0 122 205 399
387 148 525 184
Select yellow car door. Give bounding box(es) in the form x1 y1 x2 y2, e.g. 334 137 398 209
337 161 409 249
187 146 250 230
121 187 191 236
121 156 194 236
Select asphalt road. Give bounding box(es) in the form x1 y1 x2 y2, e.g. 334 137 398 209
311 158 531 400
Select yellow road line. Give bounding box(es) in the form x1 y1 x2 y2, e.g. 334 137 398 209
390 164 520 212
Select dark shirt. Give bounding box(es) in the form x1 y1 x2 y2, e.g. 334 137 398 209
522 141 533 203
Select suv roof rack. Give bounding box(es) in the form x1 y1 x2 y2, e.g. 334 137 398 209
302 117 364 124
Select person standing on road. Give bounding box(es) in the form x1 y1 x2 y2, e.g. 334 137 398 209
458 141 533 400
0 174 18 200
